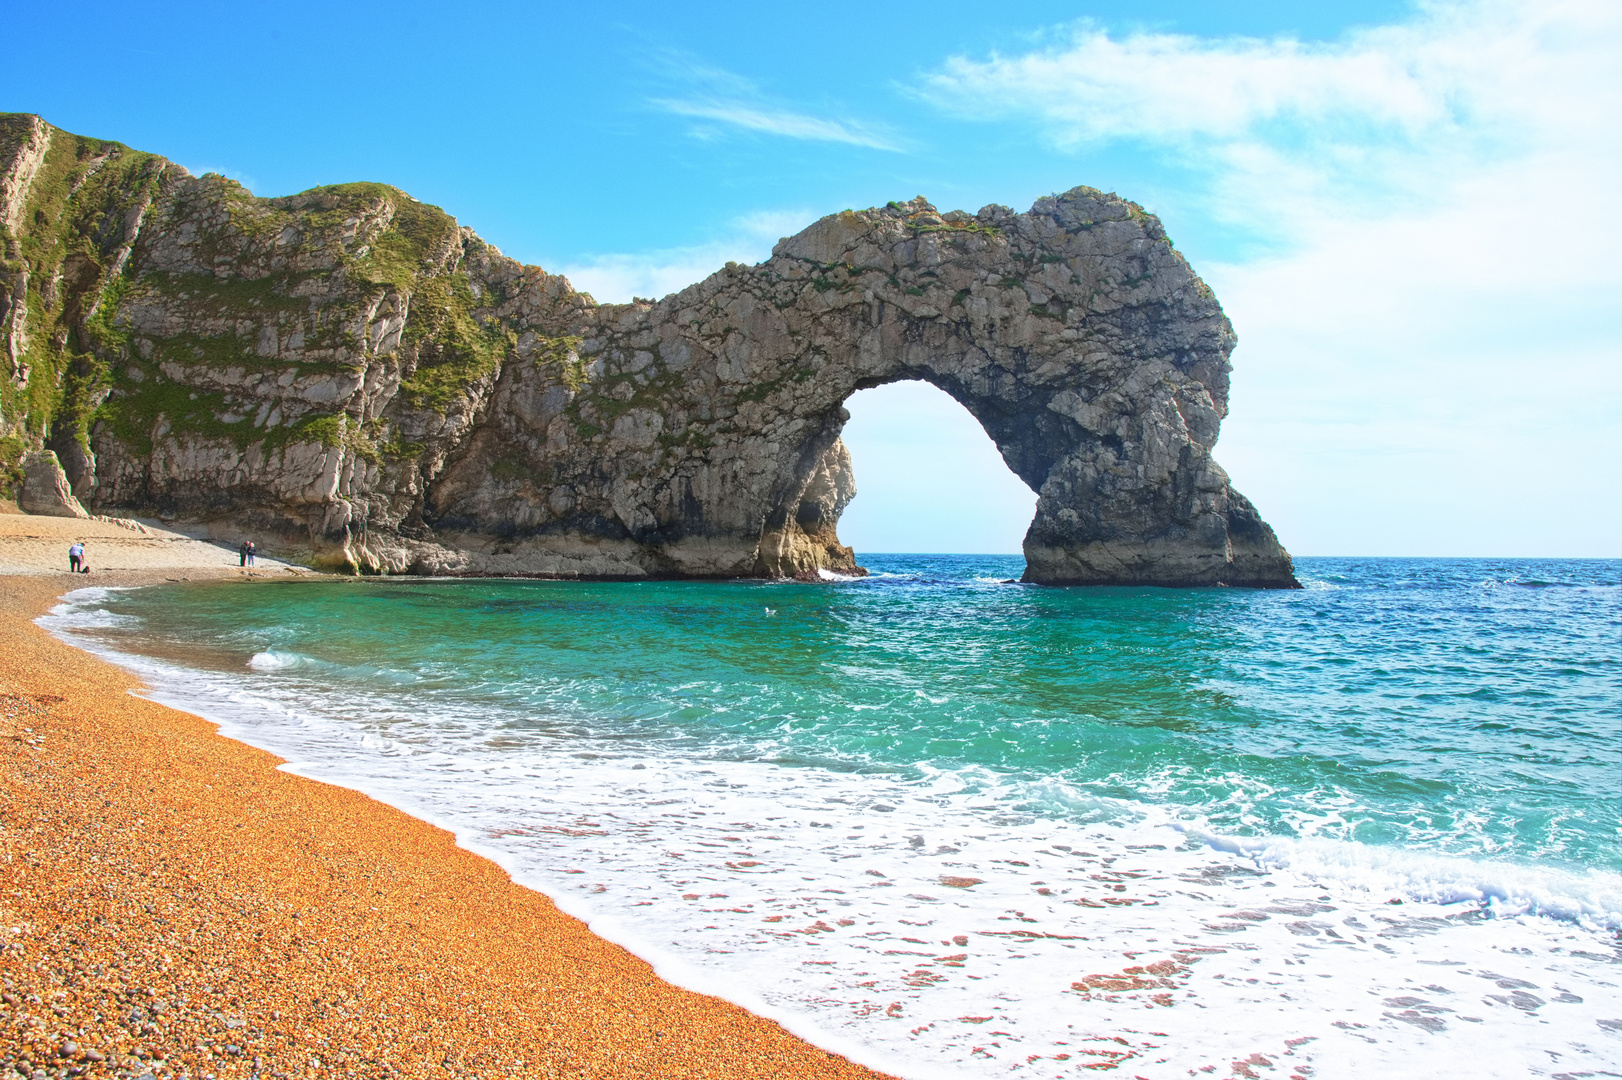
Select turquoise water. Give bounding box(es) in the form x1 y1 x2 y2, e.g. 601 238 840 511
94 555 1621 870
51 556 1622 1078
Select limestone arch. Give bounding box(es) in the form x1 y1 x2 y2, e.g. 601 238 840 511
653 191 1293 587
426 188 1297 587
7 120 1292 585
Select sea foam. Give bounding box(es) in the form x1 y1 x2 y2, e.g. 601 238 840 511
247 649 309 671
36 582 1622 1080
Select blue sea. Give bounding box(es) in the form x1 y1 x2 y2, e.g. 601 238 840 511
45 556 1622 1079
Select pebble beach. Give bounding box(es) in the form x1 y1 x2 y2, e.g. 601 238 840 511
0 512 891 1079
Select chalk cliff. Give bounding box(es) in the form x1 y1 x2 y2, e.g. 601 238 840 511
0 113 1297 586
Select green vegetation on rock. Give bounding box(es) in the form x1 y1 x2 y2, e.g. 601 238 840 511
399 271 509 410
1 113 539 502
0 113 162 454
96 371 255 456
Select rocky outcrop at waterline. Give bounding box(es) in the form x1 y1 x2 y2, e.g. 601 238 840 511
0 112 1297 587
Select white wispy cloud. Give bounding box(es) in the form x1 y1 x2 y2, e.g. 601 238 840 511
919 0 1618 231
652 97 899 150
649 54 899 151
921 17 1470 143
558 209 815 304
917 0 1622 555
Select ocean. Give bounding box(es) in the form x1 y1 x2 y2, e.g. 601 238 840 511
42 556 1622 1078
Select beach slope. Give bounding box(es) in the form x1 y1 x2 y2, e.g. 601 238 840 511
0 542 890 1077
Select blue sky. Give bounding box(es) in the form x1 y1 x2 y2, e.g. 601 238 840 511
9 0 1619 556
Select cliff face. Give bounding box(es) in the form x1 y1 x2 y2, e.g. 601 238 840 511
0 114 1297 587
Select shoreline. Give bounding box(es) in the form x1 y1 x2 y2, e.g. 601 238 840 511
8 523 1619 1078
0 560 894 1078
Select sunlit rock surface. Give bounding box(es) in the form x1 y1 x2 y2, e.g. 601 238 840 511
18 449 87 518
0 113 1296 586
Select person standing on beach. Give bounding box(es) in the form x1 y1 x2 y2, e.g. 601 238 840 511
68 542 83 573
246 540 256 567
239 540 249 567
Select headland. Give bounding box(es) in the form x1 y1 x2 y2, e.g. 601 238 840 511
0 112 1295 588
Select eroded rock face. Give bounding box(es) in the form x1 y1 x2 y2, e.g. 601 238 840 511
0 114 1297 586
19 450 88 518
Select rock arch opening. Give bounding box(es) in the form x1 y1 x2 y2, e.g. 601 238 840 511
835 380 1037 558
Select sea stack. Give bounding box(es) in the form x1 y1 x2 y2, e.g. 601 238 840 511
0 113 1296 586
